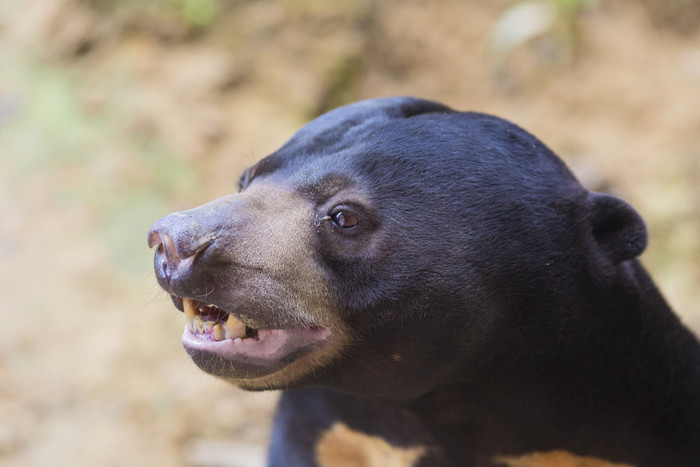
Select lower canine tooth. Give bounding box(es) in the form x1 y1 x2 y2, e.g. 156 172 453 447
213 324 224 341
225 314 247 339
193 316 204 333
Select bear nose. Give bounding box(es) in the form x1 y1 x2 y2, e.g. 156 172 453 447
147 213 212 278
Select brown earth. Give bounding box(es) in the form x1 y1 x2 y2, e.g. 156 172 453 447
1 0 699 465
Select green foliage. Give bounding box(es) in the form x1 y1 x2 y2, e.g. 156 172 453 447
553 0 586 16
86 0 219 28
179 0 218 27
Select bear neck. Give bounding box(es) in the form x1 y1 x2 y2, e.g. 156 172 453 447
438 260 700 465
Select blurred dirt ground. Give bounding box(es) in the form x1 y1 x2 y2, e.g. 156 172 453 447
1 0 699 466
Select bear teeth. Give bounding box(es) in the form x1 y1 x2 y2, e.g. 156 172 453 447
182 298 247 341
224 313 247 340
183 297 197 320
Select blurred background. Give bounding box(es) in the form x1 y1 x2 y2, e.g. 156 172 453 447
1 0 699 465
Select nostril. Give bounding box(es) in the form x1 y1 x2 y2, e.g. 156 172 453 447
147 230 162 249
147 228 183 265
158 233 181 266
148 224 212 269
148 214 214 275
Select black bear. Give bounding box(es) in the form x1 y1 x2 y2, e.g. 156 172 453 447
148 97 700 466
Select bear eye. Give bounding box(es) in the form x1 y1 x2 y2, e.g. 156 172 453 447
330 208 359 229
238 167 255 191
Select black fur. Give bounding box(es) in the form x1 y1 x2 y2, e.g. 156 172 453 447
150 97 700 466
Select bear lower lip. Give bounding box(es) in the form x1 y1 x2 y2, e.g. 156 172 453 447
182 326 333 379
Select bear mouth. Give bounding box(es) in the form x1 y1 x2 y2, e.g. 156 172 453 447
181 297 260 342
175 297 333 380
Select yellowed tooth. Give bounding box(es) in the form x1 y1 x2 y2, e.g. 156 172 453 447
225 313 247 339
193 316 204 333
213 324 225 341
183 298 197 320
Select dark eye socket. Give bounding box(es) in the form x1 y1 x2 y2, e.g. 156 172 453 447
330 208 359 229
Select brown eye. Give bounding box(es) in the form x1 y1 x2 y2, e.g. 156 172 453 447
331 210 358 229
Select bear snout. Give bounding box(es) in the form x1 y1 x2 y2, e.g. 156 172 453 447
147 211 218 290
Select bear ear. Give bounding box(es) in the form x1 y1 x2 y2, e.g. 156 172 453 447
588 192 648 263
